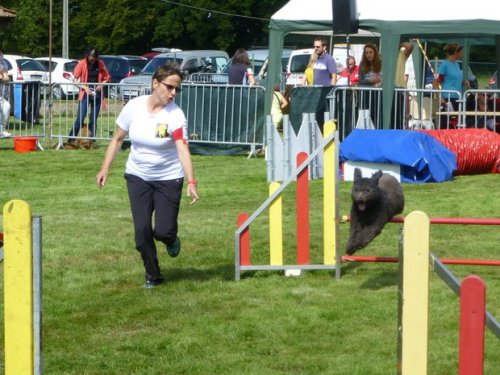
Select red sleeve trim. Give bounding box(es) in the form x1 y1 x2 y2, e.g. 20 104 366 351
172 127 184 141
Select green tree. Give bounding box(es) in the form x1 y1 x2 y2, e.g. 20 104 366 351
0 0 288 57
1 0 50 56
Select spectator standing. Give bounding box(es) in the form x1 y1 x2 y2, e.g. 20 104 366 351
336 56 359 134
312 37 337 86
434 43 469 111
393 42 414 129
358 44 383 125
68 47 110 142
96 64 199 289
0 51 11 137
302 53 317 86
228 48 256 85
358 44 382 87
271 83 288 130
337 56 359 86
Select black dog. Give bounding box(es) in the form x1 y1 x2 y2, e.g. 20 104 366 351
346 168 405 255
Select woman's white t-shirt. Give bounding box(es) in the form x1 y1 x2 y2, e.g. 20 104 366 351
116 95 188 181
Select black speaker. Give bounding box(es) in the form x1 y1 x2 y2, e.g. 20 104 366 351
332 0 358 34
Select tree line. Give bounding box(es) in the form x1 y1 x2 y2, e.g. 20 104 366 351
1 1 494 65
0 0 288 58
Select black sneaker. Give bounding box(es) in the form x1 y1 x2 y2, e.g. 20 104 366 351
143 278 165 289
166 236 181 258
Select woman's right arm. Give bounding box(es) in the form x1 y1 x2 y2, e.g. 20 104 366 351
96 126 128 187
358 69 369 85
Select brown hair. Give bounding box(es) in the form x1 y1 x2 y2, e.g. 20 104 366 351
359 44 382 74
152 63 184 83
443 43 462 56
313 36 328 47
232 48 251 66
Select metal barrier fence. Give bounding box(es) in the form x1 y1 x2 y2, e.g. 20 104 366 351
190 73 228 84
0 81 47 139
0 81 267 150
328 86 500 140
2 80 499 148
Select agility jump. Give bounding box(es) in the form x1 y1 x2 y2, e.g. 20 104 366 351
3 200 42 375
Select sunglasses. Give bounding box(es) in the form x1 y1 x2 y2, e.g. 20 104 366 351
159 81 181 93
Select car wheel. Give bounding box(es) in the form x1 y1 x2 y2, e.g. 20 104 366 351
52 85 63 100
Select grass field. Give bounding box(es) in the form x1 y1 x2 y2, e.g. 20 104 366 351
0 145 499 374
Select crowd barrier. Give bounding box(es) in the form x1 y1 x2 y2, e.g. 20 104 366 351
1 81 266 151
1 80 499 149
327 86 500 140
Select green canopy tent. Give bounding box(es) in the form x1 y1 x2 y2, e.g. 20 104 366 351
266 0 500 127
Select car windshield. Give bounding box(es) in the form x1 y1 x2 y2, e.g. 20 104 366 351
290 54 311 73
38 60 77 72
142 57 184 74
63 61 77 72
129 60 148 74
19 59 46 71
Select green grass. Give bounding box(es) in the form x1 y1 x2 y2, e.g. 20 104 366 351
0 147 499 374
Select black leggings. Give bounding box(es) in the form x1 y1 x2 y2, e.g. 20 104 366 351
125 173 183 281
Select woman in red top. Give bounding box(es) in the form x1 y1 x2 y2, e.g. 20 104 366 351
338 56 359 86
68 47 110 142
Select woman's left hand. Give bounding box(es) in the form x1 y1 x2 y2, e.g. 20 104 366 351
187 184 200 205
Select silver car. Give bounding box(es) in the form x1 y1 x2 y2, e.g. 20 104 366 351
119 50 229 100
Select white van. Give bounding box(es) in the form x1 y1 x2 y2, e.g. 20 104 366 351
286 45 364 86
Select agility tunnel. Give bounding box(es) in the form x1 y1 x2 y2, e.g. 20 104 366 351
420 128 500 175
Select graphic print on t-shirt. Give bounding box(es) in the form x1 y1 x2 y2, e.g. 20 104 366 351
155 123 169 138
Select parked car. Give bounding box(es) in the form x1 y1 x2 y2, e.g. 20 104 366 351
215 48 294 85
35 57 79 99
285 48 351 86
141 48 182 60
119 50 229 100
99 55 148 98
3 54 48 83
2 55 47 121
286 49 314 86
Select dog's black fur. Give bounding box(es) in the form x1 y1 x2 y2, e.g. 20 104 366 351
346 168 405 255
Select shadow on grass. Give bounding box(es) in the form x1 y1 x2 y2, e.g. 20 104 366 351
166 263 235 282
359 270 399 290
339 261 399 290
